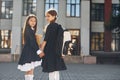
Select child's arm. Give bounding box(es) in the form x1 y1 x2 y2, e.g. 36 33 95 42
37 41 46 58
37 25 51 57
41 41 47 51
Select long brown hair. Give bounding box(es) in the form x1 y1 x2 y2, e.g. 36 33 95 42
46 9 57 23
22 14 37 44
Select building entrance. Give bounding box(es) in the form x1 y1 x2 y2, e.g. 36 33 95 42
63 29 80 56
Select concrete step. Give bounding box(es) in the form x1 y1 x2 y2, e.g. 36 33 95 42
0 54 96 64
0 54 12 62
63 56 83 63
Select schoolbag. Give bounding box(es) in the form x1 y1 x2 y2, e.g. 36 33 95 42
55 24 64 56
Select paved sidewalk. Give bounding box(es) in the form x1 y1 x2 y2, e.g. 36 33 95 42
0 63 120 80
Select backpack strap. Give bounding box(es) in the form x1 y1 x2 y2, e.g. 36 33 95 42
55 25 64 56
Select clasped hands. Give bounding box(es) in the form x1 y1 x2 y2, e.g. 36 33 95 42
38 45 45 58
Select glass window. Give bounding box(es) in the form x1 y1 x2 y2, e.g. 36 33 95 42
112 4 120 17
91 32 104 51
0 0 13 19
111 32 120 52
67 0 80 17
67 0 70 3
111 4 120 52
45 0 59 13
0 30 11 49
63 29 80 56
23 0 37 16
91 4 104 21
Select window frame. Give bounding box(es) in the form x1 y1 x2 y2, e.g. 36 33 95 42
0 30 11 49
111 32 120 52
112 4 120 17
66 0 81 17
91 3 104 21
90 32 104 51
44 0 59 14
0 0 13 19
23 0 37 16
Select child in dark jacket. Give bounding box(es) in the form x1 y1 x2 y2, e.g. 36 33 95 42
39 9 67 80
18 14 43 80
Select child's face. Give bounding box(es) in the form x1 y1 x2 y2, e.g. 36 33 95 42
28 17 36 28
45 13 55 23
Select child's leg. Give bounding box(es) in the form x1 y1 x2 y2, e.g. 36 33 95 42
26 69 34 74
54 71 60 80
49 71 55 80
25 69 34 80
25 75 34 80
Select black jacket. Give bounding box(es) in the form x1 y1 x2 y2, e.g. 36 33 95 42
18 26 41 65
42 23 66 72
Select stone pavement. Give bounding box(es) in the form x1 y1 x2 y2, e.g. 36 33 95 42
0 62 120 80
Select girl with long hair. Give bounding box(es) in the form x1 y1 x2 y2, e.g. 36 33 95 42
18 14 43 80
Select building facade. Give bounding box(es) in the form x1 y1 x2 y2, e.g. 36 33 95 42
0 0 120 63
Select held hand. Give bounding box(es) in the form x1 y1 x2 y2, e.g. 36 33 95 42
39 44 42 48
61 54 65 58
39 52 45 58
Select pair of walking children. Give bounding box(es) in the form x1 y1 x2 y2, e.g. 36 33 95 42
18 9 66 80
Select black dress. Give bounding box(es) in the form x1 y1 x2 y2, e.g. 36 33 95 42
42 23 67 72
18 26 41 71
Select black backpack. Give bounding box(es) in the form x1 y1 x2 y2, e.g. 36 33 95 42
55 24 64 57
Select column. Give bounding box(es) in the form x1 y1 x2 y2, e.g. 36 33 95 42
104 0 112 52
36 0 44 37
81 0 90 56
11 0 22 56
58 0 66 27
